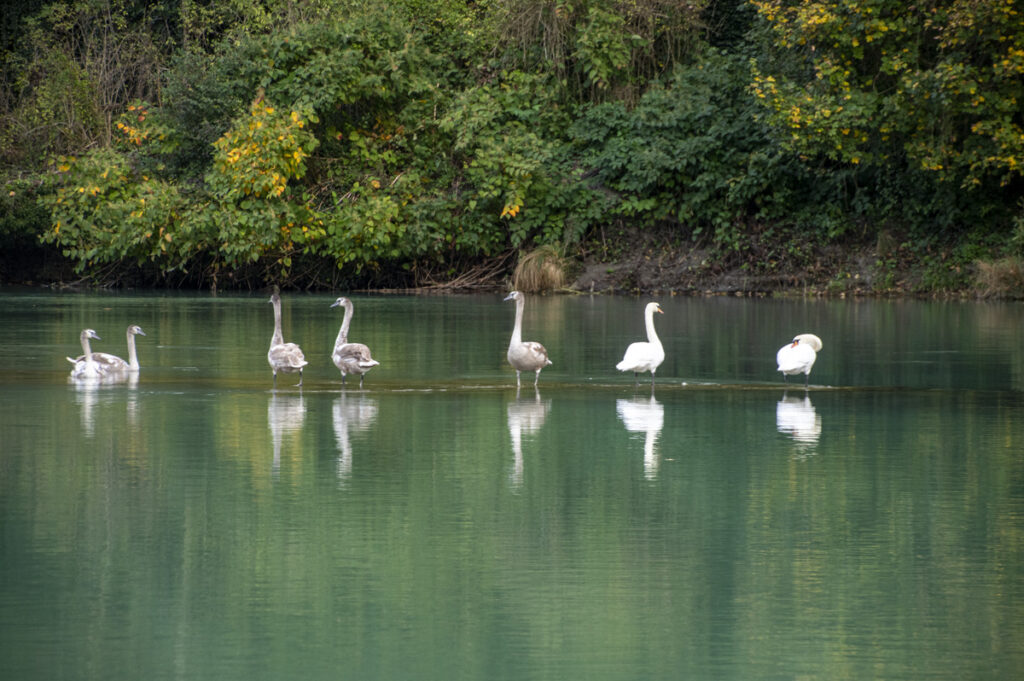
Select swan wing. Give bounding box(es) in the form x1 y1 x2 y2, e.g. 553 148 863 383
777 343 816 374
270 342 308 369
617 341 665 373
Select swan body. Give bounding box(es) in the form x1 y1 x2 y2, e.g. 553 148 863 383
616 302 665 388
330 297 379 388
776 333 822 387
68 325 146 374
268 293 308 387
69 329 104 379
504 291 552 387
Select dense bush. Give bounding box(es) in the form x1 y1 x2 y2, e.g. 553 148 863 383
1 0 1022 290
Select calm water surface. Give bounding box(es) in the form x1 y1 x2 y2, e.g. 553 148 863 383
1 290 1023 680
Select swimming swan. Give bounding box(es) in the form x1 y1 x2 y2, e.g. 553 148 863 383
616 302 665 388
330 297 380 388
776 333 822 387
504 291 552 387
268 293 308 387
68 329 104 379
68 325 146 374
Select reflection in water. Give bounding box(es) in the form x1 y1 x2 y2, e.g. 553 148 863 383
268 392 306 475
506 388 550 488
616 396 664 479
776 393 822 454
333 393 378 484
71 373 140 437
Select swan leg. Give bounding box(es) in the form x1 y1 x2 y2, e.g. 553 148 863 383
273 371 278 388
296 369 303 387
515 370 521 388
359 373 365 389
633 372 639 387
533 369 540 387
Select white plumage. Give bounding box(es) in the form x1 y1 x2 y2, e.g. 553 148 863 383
616 302 665 388
776 333 823 387
68 329 104 379
330 297 379 388
504 291 552 387
268 293 308 387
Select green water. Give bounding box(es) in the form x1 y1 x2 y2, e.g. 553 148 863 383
1 290 1023 680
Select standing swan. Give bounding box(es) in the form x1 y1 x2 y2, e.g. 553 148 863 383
68 329 104 379
330 297 380 388
616 302 665 389
776 333 822 387
504 291 552 388
68 325 146 374
268 292 308 387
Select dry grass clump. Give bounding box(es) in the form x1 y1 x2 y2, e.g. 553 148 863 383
513 245 566 293
975 257 1024 298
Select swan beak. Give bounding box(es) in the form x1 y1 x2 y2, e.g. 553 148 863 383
503 292 516 301
330 300 341 308
137 329 146 336
791 341 799 347
656 306 664 314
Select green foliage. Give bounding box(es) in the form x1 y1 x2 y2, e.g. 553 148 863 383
572 51 829 251
751 0 1024 189
39 149 187 272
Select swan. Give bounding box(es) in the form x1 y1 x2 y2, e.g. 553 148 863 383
616 302 665 388
68 325 146 374
330 297 380 388
776 333 822 387
268 292 308 387
68 329 104 379
503 291 552 387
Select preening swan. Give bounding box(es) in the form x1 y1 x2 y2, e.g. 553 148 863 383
504 291 552 387
69 329 104 379
268 293 308 387
68 325 146 374
616 302 665 389
776 333 822 387
330 297 379 388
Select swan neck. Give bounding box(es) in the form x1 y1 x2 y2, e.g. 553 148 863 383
81 333 93 362
509 295 524 347
271 298 284 347
336 300 354 346
645 307 662 348
126 330 139 370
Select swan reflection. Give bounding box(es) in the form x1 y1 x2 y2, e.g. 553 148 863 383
71 373 139 436
776 393 821 453
268 392 306 474
333 393 378 484
616 396 664 479
506 388 550 488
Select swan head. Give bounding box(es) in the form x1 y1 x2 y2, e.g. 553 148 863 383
647 302 663 315
791 333 823 352
81 329 101 341
504 291 521 302
269 293 280 305
330 297 351 309
128 325 146 336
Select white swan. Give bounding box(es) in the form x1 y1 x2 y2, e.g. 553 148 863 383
504 291 552 387
776 333 822 387
68 329 104 379
616 302 665 388
330 297 380 388
68 325 146 374
268 292 308 387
